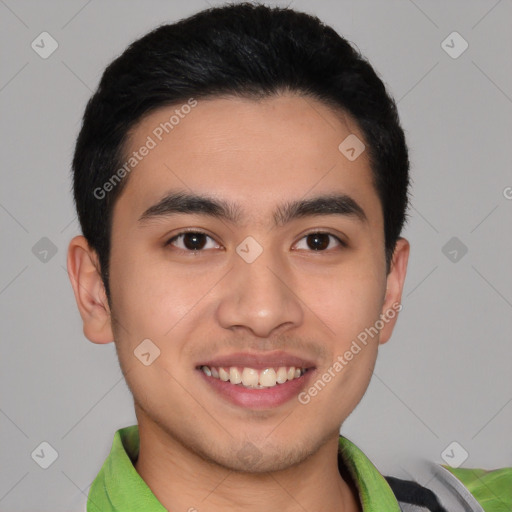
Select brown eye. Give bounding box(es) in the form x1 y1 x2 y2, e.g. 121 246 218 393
166 231 220 252
294 232 345 252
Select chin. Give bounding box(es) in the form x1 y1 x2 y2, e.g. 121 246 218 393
194 434 324 474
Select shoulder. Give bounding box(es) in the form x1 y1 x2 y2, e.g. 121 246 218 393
441 465 512 511
385 475 448 511
385 464 512 512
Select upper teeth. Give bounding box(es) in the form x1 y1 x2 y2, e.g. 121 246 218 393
200 365 306 388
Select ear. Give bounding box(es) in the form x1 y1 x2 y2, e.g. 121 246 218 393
66 235 114 344
378 237 410 345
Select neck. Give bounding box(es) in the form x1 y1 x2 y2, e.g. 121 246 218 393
133 418 361 512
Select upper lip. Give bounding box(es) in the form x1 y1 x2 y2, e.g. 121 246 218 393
196 351 317 370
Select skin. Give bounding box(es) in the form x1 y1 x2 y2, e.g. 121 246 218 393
67 93 409 511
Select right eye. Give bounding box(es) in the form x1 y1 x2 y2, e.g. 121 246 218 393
165 230 222 253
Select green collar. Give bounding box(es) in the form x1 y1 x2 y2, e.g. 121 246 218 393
338 436 401 512
87 425 401 512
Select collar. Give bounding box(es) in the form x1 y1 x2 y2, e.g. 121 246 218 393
87 425 401 512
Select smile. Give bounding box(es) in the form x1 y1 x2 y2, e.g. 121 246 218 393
196 351 316 409
200 365 307 389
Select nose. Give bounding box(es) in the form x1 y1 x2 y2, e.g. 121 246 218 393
215 245 304 338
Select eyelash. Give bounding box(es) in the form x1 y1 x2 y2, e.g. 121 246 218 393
164 229 347 254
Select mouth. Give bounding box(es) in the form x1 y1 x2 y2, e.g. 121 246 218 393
195 352 316 409
198 364 308 389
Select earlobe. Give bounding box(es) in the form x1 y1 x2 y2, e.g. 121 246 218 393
378 237 410 345
66 235 114 344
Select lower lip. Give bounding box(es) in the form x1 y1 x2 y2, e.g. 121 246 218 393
198 369 315 409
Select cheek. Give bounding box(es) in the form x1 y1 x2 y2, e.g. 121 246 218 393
311 260 385 336
109 241 198 331
108 252 200 400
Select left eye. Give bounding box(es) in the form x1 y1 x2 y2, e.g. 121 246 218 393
294 232 345 251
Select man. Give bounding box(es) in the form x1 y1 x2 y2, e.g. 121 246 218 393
67 3 510 511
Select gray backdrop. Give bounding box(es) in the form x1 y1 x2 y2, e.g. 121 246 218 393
1 1 511 510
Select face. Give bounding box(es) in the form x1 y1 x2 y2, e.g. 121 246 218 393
70 93 409 472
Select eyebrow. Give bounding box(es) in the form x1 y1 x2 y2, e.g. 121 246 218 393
138 191 368 227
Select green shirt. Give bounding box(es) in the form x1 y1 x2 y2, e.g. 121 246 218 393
87 425 511 512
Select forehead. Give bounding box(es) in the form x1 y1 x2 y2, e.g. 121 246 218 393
113 94 382 230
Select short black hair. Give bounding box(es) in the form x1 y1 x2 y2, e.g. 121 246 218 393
72 2 410 304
